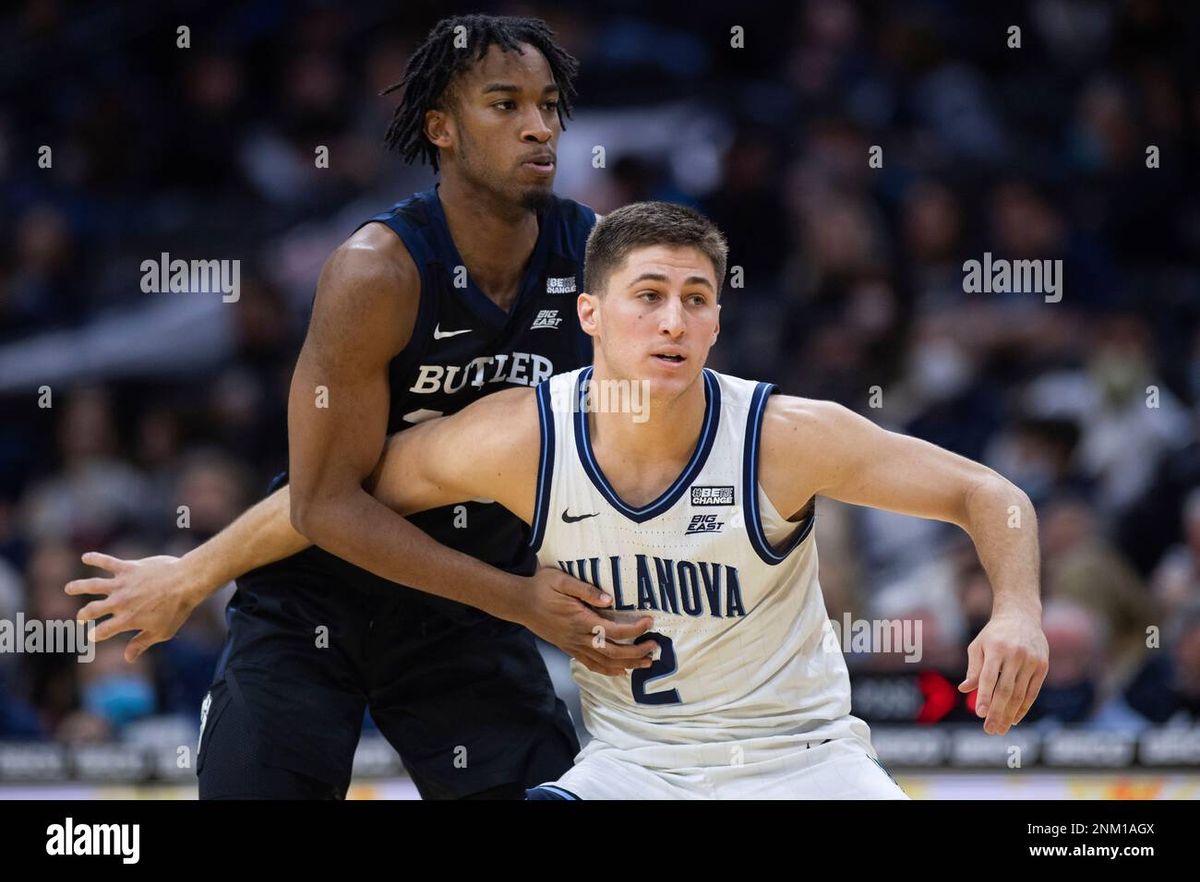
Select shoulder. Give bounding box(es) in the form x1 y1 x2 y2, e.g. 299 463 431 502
322 222 419 297
760 395 855 444
758 395 871 489
308 223 420 355
752 395 855 517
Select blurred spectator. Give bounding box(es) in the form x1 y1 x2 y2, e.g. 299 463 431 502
3 204 82 340
58 640 157 743
1151 487 1200 621
1042 496 1156 690
1123 599 1200 725
21 387 151 547
1029 598 1147 732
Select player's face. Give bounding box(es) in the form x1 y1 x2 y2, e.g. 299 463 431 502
434 43 561 211
580 245 721 401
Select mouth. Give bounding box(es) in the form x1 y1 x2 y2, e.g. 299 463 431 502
652 353 687 366
521 155 556 175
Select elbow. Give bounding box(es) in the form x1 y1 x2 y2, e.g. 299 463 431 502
289 493 310 536
993 471 1034 512
289 488 322 541
289 482 358 545
963 472 1035 529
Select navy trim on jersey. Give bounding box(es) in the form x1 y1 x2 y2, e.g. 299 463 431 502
743 382 815 565
574 367 721 524
528 380 557 551
526 784 582 800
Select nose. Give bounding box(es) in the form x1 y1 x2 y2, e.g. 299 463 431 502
659 296 686 339
522 107 553 144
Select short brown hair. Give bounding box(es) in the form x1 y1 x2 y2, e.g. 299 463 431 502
584 202 729 298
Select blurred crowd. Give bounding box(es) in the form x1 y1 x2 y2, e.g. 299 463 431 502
1 0 1199 748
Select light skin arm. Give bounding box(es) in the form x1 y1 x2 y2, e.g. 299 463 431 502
759 396 1049 736
365 387 539 522
68 387 655 672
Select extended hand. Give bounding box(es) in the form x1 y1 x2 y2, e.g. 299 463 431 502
520 566 657 677
959 608 1049 735
65 553 206 663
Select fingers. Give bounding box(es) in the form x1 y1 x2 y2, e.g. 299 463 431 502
983 659 1020 735
580 614 658 662
593 638 658 663
80 552 132 574
93 616 137 642
125 632 160 663
65 577 116 597
571 624 658 674
77 598 119 624
1013 660 1049 726
597 616 654 642
550 573 612 608
959 639 983 692
973 649 1002 722
66 552 131 598
996 662 1036 733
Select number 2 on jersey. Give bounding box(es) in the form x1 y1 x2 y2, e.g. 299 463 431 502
631 632 681 705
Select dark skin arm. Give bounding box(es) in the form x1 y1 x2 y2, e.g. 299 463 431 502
287 224 561 617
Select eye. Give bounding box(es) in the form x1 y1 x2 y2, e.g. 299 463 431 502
638 290 660 302
493 100 515 110
687 294 707 306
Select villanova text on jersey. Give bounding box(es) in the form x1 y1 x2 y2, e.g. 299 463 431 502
557 554 746 619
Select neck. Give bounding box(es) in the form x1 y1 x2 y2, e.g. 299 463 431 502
587 368 708 468
437 173 540 307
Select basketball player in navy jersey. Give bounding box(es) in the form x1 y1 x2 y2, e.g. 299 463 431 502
67 15 659 800
76 202 1049 798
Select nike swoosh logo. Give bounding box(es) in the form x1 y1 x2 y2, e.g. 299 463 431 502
433 324 471 340
562 508 599 523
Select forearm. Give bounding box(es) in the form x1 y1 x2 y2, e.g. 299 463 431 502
180 487 309 600
296 488 529 623
961 477 1042 617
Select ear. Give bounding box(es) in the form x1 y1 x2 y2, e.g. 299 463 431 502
712 302 721 345
424 108 454 151
577 292 600 338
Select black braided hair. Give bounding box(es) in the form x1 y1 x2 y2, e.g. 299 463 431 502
381 14 579 172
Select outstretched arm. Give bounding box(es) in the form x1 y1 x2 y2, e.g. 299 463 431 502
760 396 1048 736
69 389 655 672
67 489 302 660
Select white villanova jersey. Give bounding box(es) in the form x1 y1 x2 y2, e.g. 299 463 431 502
529 366 876 764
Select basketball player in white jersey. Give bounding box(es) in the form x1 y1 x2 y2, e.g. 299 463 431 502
71 202 1048 799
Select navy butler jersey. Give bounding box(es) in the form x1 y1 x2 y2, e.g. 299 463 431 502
285 186 597 611
375 187 594 431
370 187 596 575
